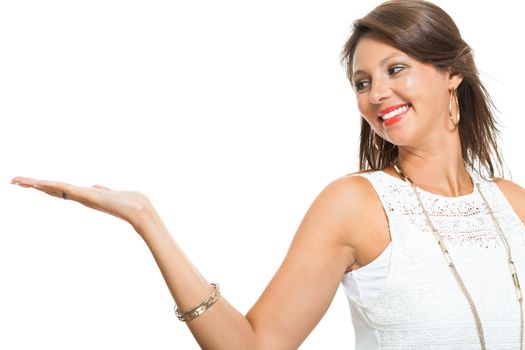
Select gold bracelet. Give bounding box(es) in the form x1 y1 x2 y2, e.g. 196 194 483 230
175 283 220 322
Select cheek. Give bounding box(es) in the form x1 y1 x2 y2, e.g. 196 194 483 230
404 70 447 108
356 94 372 116
404 74 417 93
394 71 420 103
356 97 378 129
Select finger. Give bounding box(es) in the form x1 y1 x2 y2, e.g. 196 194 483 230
32 180 88 201
11 176 39 188
12 177 87 201
92 184 111 190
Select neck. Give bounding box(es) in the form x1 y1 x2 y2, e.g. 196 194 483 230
394 146 473 197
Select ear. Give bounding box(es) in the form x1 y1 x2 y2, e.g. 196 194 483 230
447 69 464 90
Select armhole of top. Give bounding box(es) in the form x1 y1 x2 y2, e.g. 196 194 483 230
342 171 396 304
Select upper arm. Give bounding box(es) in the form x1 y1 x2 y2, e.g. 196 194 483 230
245 175 372 349
493 177 525 225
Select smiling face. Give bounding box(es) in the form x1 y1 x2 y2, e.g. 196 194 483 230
352 33 462 148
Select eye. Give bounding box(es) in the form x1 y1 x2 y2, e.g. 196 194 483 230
354 80 370 92
388 65 405 75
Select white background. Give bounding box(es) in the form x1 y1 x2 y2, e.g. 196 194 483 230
1 1 523 349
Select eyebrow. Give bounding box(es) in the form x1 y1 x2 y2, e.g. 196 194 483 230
352 54 401 81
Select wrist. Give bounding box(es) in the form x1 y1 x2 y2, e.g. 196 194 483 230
130 202 160 235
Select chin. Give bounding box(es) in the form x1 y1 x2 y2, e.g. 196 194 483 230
383 130 417 149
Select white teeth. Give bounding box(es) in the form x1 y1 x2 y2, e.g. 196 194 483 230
381 104 410 120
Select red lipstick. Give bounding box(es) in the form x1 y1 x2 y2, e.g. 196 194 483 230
378 103 409 117
380 103 411 126
383 108 409 126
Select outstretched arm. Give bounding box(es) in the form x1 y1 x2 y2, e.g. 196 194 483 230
11 175 364 349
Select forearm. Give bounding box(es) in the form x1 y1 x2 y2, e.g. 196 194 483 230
11 176 349 350
133 207 258 350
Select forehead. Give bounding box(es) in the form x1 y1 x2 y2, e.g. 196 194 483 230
352 34 408 72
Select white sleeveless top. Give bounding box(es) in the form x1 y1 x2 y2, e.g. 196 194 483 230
341 170 525 349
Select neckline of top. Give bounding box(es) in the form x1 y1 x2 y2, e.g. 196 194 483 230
377 167 481 201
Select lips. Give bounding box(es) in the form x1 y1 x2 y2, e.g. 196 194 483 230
378 103 411 126
378 103 409 117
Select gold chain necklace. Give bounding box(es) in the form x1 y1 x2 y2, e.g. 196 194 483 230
393 162 524 350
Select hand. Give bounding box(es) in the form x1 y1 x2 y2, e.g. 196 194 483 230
11 177 154 230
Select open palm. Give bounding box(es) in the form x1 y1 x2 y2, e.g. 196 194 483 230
11 177 153 229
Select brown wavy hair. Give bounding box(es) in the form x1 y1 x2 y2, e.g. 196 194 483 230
340 0 504 177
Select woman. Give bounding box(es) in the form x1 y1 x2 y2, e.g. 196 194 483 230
11 0 525 349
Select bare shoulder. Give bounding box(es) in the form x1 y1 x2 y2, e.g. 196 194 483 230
492 177 525 224
310 173 384 246
316 173 379 215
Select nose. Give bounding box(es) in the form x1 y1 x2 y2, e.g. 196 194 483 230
368 78 392 105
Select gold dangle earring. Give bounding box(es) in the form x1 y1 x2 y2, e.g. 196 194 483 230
448 88 461 128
